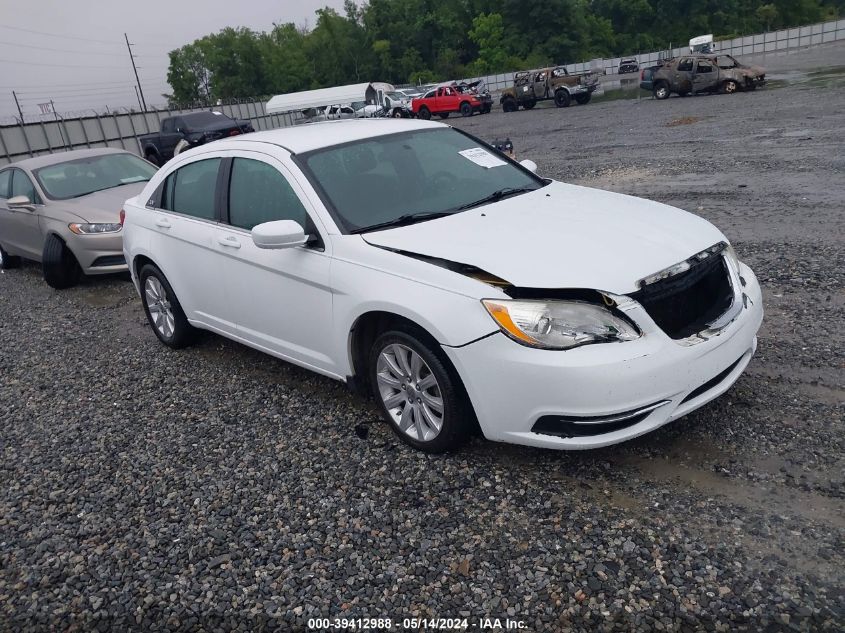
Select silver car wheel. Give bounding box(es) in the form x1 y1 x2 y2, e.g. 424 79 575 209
376 343 444 442
656 86 669 99
144 276 175 339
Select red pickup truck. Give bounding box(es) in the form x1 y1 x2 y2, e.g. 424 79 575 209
412 86 484 119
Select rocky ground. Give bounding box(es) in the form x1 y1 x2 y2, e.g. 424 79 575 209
1 51 844 632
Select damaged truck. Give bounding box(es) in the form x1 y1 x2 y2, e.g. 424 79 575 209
501 66 599 111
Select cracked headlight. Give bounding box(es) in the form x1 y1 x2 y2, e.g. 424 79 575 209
68 223 122 235
482 299 640 350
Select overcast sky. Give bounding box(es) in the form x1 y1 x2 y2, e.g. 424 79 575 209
0 0 345 121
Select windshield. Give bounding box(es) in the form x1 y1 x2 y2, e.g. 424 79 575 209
182 111 231 129
34 153 158 200
299 128 544 233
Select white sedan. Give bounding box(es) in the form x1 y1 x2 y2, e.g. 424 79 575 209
121 119 763 452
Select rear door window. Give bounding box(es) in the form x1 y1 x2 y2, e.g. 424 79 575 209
227 158 307 231
161 158 221 220
678 58 694 72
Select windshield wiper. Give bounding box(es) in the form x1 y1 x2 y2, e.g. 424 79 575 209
456 187 537 211
350 211 455 234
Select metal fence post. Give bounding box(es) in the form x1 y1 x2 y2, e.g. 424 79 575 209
94 113 108 148
112 112 128 149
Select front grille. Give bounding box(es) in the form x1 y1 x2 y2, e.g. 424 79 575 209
630 254 733 339
91 255 125 267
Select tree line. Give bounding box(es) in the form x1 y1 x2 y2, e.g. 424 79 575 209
166 0 843 104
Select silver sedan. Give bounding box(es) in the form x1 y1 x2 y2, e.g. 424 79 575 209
0 148 157 288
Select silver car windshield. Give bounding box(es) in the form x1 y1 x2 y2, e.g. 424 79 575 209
300 128 543 233
34 154 158 200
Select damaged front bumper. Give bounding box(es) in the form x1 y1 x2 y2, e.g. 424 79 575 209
441 262 763 450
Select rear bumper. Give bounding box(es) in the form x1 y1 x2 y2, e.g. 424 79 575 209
443 263 763 450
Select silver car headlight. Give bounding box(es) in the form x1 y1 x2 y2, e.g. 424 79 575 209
68 223 122 235
482 299 641 350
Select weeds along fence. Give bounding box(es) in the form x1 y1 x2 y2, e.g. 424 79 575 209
0 100 297 166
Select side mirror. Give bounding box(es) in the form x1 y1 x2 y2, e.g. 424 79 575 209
7 195 35 211
520 159 538 173
251 219 308 250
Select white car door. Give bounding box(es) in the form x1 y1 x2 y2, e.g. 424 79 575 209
146 156 235 334
212 152 337 376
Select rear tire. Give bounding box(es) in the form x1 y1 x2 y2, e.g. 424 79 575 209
392 109 403 118
575 93 591 105
653 82 670 100
417 106 431 120
139 264 196 349
369 326 471 453
0 243 21 270
42 234 81 289
144 151 160 167
522 99 537 110
502 97 517 113
459 101 472 117
554 90 571 107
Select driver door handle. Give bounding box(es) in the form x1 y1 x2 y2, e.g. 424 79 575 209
217 235 241 249
155 218 172 229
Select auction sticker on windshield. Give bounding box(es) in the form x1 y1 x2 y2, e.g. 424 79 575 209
458 147 507 169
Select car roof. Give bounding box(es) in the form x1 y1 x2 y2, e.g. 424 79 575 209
3 147 130 171
215 118 446 154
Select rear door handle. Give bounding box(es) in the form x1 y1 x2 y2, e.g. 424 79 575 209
217 235 241 249
155 218 172 229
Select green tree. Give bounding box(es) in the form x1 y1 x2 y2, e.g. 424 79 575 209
468 13 509 74
756 3 780 30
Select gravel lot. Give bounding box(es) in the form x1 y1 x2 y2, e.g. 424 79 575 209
2 47 844 632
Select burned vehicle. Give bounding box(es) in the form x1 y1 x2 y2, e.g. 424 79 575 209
650 54 765 99
501 66 599 111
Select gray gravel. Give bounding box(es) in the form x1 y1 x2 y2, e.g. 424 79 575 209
2 49 844 632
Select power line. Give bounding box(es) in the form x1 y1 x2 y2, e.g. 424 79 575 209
0 40 141 57
0 25 122 46
0 79 145 89
16 85 138 96
0 58 132 69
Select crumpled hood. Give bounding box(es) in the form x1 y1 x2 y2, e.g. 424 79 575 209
57 182 147 223
362 181 726 295
739 62 766 77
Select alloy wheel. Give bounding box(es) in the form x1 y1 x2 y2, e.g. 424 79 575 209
376 343 444 442
144 276 175 339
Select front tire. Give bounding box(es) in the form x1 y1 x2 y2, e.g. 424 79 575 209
417 106 431 120
721 80 738 94
459 101 472 117
522 99 537 110
502 97 517 113
554 90 571 107
139 264 196 349
369 328 471 453
0 243 21 270
575 93 591 105
42 234 81 289
653 82 670 100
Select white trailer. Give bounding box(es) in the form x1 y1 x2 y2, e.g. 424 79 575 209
266 82 411 119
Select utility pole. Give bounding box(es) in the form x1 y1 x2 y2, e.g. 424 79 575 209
12 90 24 123
125 33 147 111
133 85 143 112
50 100 68 148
